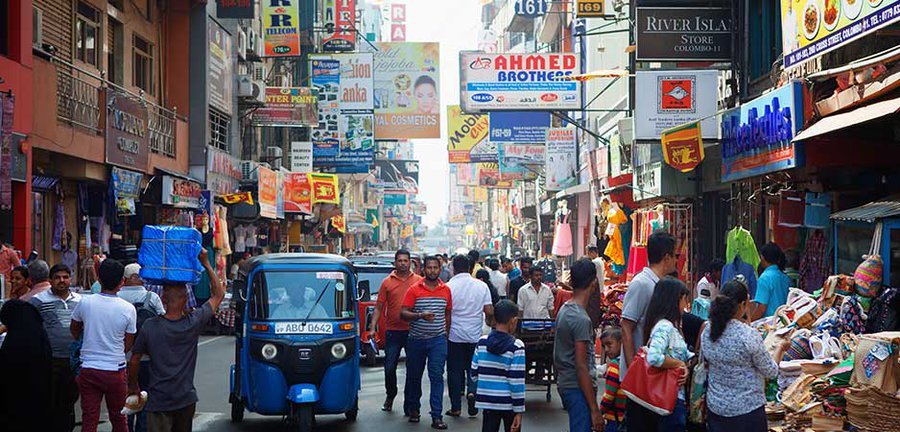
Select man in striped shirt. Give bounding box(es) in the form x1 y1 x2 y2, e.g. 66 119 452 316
471 300 525 432
402 256 453 429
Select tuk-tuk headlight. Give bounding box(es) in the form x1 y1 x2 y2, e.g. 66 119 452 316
261 343 278 361
331 342 348 360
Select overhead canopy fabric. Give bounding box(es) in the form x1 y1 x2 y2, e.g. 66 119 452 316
793 96 900 142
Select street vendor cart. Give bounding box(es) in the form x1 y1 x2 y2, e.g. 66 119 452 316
831 196 900 287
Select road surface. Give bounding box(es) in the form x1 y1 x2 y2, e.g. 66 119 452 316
86 335 569 431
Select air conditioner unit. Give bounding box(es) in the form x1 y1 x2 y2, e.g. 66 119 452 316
240 161 258 181
266 146 283 164
237 28 247 61
251 80 266 104
33 7 43 49
236 74 253 97
252 64 266 82
247 27 263 59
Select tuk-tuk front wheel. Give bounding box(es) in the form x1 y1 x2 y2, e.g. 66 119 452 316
230 397 243 423
345 398 359 422
293 403 314 431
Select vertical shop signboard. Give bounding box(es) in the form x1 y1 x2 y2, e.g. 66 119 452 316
310 58 341 158
322 0 356 52
208 18 233 114
290 141 313 172
262 0 301 57
276 170 285 219
285 173 312 214
258 166 278 218
720 81 805 182
373 42 441 139
106 89 149 172
391 3 406 41
111 167 143 216
544 128 577 191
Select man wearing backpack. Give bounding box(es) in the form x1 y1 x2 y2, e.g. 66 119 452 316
117 264 165 432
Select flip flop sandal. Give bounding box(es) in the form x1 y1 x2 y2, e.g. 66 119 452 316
431 419 448 430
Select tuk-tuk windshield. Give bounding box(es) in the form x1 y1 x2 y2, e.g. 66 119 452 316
257 271 353 320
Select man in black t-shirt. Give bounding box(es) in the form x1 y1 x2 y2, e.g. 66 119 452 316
507 257 533 305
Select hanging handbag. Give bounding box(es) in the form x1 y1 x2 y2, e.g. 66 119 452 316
855 222 884 298
688 357 708 424
620 348 681 415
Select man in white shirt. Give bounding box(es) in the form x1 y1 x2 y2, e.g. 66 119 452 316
488 258 509 299
71 258 138 432
517 267 556 320
446 255 494 417
117 263 165 432
586 246 606 292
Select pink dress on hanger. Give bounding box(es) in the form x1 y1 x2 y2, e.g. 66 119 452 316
552 214 574 256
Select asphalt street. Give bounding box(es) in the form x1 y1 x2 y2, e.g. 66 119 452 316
86 335 570 431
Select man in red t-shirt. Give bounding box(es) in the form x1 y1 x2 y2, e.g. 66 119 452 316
401 256 453 430
367 249 423 412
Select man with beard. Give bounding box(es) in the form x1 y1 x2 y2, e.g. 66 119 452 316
401 256 453 430
507 257 533 305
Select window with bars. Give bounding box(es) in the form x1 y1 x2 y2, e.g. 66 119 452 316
209 108 230 151
132 34 154 95
75 1 100 67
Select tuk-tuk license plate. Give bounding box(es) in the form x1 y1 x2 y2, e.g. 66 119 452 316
274 322 334 335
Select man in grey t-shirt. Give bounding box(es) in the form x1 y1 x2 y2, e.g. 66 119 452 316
619 232 676 377
127 250 224 432
553 259 602 432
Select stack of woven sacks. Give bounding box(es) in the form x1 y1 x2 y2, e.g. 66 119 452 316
845 332 900 432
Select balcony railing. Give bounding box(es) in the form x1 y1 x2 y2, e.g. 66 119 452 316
51 57 181 158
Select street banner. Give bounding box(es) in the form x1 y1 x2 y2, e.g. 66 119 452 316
373 42 441 139
217 0 254 19
367 208 379 242
285 173 312 214
375 159 419 194
661 121 704 173
0 94 12 208
258 166 278 219
252 87 318 127
477 163 514 189
290 141 313 173
634 70 718 140
331 215 347 234
781 0 900 70
447 105 491 163
544 128 577 191
322 0 356 52
276 171 285 219
488 111 551 143
499 143 543 181
111 167 143 216
208 19 233 114
459 52 581 112
635 8 732 62
262 0 301 57
309 173 340 204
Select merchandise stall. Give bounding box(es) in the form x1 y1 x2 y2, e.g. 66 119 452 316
831 197 900 290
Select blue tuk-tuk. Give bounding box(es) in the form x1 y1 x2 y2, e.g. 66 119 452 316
229 254 361 429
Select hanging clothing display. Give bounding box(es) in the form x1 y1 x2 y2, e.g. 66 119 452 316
778 191 805 227
722 256 759 298
217 206 232 256
604 206 627 268
804 192 831 229
552 214 574 256
726 226 761 271
800 229 829 293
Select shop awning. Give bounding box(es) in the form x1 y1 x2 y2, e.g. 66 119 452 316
793 96 900 142
554 182 591 199
831 196 900 223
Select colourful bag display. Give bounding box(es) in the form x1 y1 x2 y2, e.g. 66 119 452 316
855 255 883 298
620 349 681 415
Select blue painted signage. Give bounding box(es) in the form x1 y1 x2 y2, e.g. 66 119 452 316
489 111 551 143
721 81 805 182
514 0 548 18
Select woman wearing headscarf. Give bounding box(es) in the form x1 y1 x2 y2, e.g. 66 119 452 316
0 299 52 431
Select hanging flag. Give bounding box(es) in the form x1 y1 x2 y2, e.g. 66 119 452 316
222 191 254 205
331 215 346 234
370 214 379 228
661 121 704 173
309 172 340 204
401 225 414 238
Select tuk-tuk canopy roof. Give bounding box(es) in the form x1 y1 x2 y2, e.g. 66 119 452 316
239 253 353 277
831 195 900 223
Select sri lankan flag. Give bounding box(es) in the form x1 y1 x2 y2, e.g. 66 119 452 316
661 121 704 173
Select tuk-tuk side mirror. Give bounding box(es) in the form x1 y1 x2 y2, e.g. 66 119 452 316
358 280 370 302
234 279 248 303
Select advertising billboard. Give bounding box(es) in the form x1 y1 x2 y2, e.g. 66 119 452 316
258 166 278 219
781 0 900 69
545 128 577 191
262 0 301 57
488 111 552 143
251 87 318 127
322 0 356 52
375 159 419 194
284 173 312 214
634 70 718 140
499 143 543 181
635 8 732 61
373 42 441 139
460 52 581 112
447 105 491 163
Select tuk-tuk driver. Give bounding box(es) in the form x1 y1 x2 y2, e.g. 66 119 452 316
272 286 328 319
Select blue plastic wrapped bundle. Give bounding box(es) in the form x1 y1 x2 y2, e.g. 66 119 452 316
138 225 204 284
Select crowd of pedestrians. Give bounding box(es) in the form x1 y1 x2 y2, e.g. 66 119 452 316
0 249 223 432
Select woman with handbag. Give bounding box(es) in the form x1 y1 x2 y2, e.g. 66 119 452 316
701 280 791 432
632 277 692 431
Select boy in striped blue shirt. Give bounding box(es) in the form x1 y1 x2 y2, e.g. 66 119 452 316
471 300 526 432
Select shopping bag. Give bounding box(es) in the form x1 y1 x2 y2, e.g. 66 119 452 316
688 358 707 424
620 349 680 415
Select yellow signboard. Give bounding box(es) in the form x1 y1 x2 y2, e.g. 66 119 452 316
576 0 605 17
447 105 490 164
